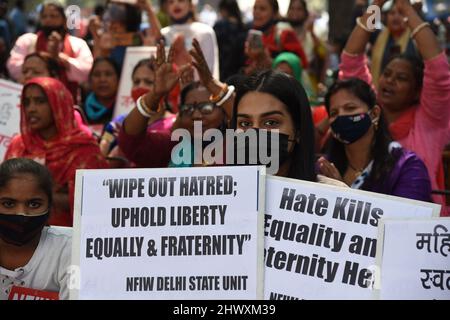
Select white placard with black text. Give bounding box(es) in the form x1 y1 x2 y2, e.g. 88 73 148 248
378 218 450 300
264 175 440 300
70 166 265 300
0 80 22 162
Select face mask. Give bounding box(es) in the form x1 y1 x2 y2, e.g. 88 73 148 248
40 25 66 38
131 87 151 104
230 128 295 174
0 211 49 246
330 113 373 144
171 11 193 25
289 19 304 27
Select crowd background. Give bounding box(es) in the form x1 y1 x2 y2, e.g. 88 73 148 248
0 0 449 301
0 0 449 225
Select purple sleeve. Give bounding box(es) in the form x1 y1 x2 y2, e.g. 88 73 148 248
118 126 175 168
388 150 432 203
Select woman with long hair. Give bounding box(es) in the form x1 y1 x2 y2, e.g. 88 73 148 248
318 78 432 202
161 0 220 78
339 0 450 214
232 69 317 181
7 2 93 100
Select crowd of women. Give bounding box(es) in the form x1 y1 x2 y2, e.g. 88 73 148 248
0 0 449 299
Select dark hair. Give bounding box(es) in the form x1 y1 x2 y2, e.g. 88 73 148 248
232 69 316 181
324 78 400 190
325 78 377 113
89 57 121 81
24 52 60 79
105 1 142 32
180 81 203 105
40 2 67 22
289 0 309 16
16 0 24 10
0 158 53 207
124 3 142 32
224 73 247 88
219 0 243 27
131 57 156 79
94 4 105 17
384 53 424 90
265 0 279 14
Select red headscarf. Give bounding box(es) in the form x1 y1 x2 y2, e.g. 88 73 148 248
5 77 108 226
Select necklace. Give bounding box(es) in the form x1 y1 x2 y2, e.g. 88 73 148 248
347 162 365 178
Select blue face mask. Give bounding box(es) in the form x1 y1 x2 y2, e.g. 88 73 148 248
330 113 373 145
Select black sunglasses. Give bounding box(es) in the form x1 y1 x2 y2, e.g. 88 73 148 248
179 102 217 116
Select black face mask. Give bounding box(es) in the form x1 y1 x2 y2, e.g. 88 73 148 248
330 113 373 145
171 12 193 25
40 25 67 38
230 128 294 174
255 19 276 33
0 211 49 246
289 19 305 27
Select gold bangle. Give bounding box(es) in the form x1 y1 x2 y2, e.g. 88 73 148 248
141 96 163 114
411 22 430 39
209 84 228 103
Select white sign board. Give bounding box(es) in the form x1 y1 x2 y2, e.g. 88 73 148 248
0 80 22 162
71 166 265 300
114 46 157 118
264 175 440 300
378 218 450 300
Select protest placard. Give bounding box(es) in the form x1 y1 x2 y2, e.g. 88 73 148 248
264 175 440 300
70 166 265 300
114 46 157 118
0 80 22 162
377 218 450 300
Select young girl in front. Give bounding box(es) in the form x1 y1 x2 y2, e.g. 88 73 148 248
0 158 71 300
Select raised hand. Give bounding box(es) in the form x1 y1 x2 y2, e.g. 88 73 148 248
189 38 229 100
305 13 317 33
394 0 413 14
88 15 102 39
137 0 152 12
172 34 192 68
189 38 213 86
144 40 191 108
372 0 389 7
153 41 181 96
244 41 272 74
47 31 62 58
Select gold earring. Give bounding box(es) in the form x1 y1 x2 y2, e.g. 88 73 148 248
373 120 379 131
